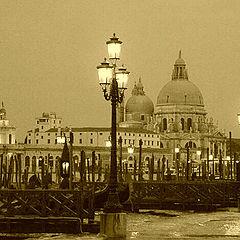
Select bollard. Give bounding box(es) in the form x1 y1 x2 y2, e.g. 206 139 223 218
100 212 127 238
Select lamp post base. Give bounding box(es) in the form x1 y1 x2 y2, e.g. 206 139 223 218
100 213 127 239
104 191 123 213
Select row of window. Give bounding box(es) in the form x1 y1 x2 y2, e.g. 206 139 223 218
29 132 159 138
37 119 61 124
162 118 193 131
30 138 165 147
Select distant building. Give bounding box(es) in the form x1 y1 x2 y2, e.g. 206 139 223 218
0 102 16 144
27 112 62 145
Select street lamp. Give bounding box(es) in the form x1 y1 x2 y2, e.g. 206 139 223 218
97 33 130 213
209 154 214 178
174 147 180 180
237 113 240 125
127 144 134 154
105 136 112 148
138 139 143 181
196 150 201 178
60 139 70 179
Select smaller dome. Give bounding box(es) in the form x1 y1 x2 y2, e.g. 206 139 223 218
126 78 154 115
126 95 154 114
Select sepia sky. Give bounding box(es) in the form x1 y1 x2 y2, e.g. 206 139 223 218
1 0 240 141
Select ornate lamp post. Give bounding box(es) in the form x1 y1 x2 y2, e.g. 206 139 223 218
97 33 130 213
209 154 213 179
118 136 123 182
196 150 201 178
175 146 180 180
138 139 143 181
60 139 70 179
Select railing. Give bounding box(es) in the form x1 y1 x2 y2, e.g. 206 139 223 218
129 181 240 209
0 189 94 219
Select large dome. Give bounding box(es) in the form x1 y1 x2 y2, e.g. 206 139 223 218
157 79 204 106
157 51 204 107
126 78 154 115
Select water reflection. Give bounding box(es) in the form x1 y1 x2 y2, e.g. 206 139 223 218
2 210 240 239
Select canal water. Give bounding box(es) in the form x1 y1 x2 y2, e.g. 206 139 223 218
1 209 240 239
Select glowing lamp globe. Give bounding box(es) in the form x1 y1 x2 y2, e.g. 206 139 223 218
238 113 240 125
106 33 122 59
175 147 180 153
128 145 134 154
197 150 201 156
116 66 130 89
106 139 112 147
97 59 113 85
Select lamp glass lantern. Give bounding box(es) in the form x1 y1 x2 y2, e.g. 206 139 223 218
128 145 134 154
116 66 130 89
60 141 70 178
62 162 70 175
197 150 201 156
175 147 180 153
238 113 240 125
106 33 122 59
97 60 113 85
106 139 112 147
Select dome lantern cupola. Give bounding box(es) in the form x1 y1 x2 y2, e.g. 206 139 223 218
0 101 7 120
172 50 188 80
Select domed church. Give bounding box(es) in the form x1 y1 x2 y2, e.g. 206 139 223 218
119 78 154 129
120 51 227 166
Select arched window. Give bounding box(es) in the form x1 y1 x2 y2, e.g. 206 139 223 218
25 156 30 168
185 141 196 149
214 143 218 157
163 118 167 131
187 118 192 130
145 157 150 168
32 156 36 173
49 155 54 168
160 142 164 148
9 134 12 144
73 155 79 171
181 118 185 130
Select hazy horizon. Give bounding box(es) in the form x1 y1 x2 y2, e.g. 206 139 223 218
1 0 240 142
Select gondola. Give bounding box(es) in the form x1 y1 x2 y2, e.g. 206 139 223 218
84 183 130 209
